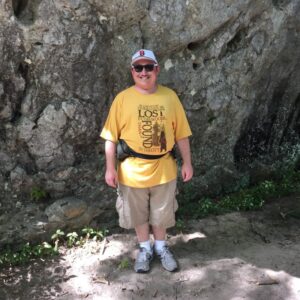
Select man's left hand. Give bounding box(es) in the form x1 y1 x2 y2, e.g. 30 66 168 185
181 162 193 182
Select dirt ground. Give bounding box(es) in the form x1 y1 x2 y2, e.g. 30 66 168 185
1 195 300 300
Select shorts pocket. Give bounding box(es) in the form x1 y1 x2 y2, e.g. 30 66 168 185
116 188 122 211
115 187 132 229
173 185 179 212
116 196 123 212
173 198 179 213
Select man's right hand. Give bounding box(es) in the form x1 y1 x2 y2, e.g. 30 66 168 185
104 140 118 188
105 168 118 188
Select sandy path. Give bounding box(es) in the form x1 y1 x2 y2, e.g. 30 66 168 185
1 196 300 300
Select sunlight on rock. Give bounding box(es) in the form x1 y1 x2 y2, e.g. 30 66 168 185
181 232 206 242
26 272 32 282
168 231 207 245
100 240 131 259
265 269 300 290
288 276 300 295
69 274 92 294
164 59 173 71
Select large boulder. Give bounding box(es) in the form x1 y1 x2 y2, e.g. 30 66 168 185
0 0 299 245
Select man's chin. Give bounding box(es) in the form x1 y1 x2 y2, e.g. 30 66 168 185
134 83 157 94
137 83 152 90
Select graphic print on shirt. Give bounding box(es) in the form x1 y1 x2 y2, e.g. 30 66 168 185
138 104 167 153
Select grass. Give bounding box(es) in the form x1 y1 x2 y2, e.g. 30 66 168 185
177 168 300 220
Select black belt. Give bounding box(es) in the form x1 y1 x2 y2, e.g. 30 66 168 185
117 139 175 161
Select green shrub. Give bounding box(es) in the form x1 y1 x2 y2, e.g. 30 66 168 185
177 169 300 220
0 242 57 266
0 226 109 267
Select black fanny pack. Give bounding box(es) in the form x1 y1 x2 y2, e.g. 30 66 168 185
117 139 175 161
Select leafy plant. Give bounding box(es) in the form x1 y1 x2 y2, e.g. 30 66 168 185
0 226 110 267
198 198 219 215
0 242 57 266
82 227 94 239
82 227 108 241
30 186 47 201
118 258 130 270
177 169 300 220
66 232 79 248
51 229 65 252
175 218 185 232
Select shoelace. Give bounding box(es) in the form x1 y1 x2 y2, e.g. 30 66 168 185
138 248 151 262
160 247 172 259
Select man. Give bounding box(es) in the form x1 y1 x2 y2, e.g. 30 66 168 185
100 49 193 273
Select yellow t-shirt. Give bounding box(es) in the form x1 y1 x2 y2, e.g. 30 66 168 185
100 85 192 188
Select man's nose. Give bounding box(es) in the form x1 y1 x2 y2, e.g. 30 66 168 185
141 68 148 75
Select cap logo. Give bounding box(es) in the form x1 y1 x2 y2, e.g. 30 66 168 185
139 50 145 56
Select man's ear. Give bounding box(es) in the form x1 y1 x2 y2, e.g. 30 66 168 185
156 65 160 74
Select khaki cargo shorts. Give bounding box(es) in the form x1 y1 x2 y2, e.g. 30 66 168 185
116 180 178 229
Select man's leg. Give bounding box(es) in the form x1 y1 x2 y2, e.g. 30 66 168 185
152 225 166 240
117 184 153 273
152 225 167 253
135 223 152 252
134 223 153 273
150 180 175 254
152 224 178 272
135 223 150 242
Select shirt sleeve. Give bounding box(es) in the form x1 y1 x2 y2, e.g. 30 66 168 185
100 94 122 143
173 93 192 141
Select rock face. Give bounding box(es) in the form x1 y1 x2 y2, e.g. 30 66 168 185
0 0 299 245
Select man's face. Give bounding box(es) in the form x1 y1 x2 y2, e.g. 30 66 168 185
131 59 160 92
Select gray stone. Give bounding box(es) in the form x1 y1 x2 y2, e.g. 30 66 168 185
0 204 49 248
0 0 299 245
10 166 27 190
17 116 35 142
44 196 102 232
45 197 88 222
0 151 16 173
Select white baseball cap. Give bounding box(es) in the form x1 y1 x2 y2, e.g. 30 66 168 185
131 49 158 65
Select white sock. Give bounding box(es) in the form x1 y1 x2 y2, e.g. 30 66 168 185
139 240 152 253
154 240 166 253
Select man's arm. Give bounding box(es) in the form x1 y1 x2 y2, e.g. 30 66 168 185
104 140 118 188
176 137 193 182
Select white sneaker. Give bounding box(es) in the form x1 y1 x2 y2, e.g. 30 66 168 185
134 247 153 273
156 246 178 272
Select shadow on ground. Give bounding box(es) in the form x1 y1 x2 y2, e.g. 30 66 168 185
1 195 300 300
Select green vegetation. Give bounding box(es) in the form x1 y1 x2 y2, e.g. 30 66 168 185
2 167 299 267
175 218 186 232
118 258 130 270
66 232 79 248
51 229 65 251
30 186 47 201
82 227 108 241
0 227 108 267
0 242 56 266
178 168 300 220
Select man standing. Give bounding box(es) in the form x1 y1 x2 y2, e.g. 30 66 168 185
100 49 193 273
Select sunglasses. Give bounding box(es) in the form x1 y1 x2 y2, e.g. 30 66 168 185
131 64 157 72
